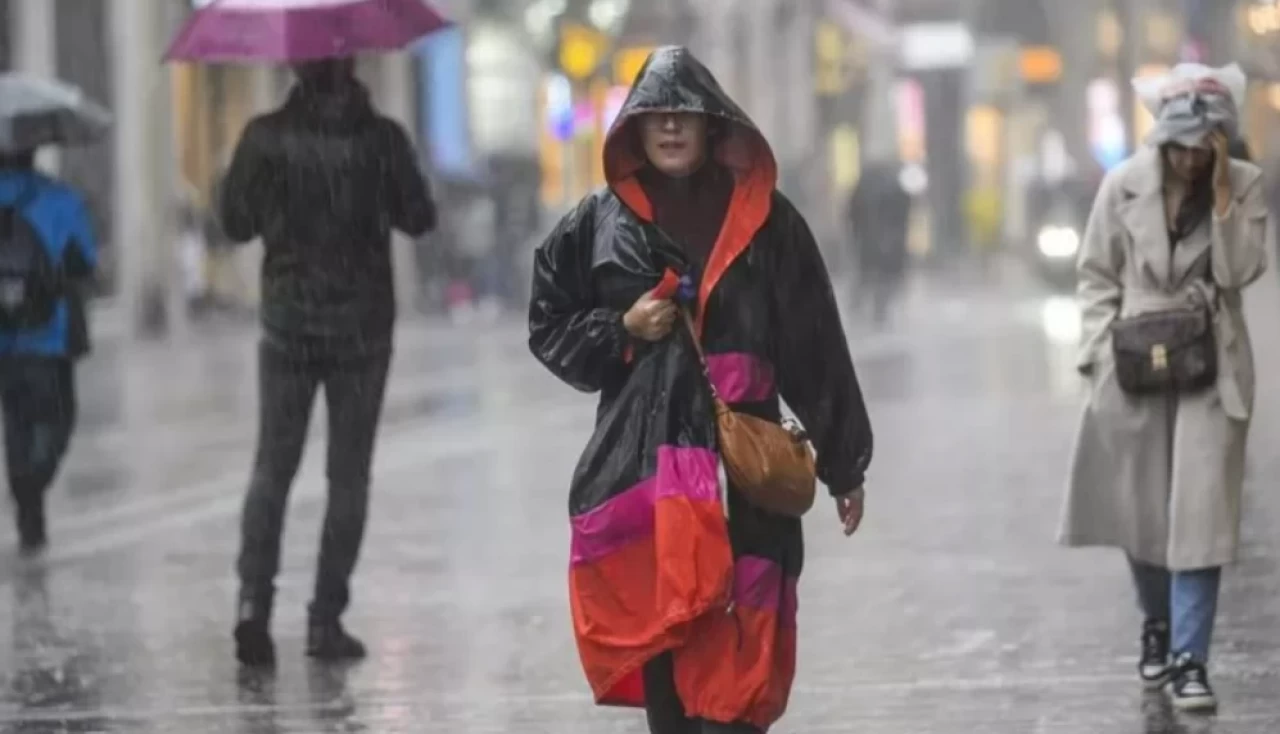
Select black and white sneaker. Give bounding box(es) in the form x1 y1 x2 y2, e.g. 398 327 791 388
1170 653 1217 713
1138 619 1172 689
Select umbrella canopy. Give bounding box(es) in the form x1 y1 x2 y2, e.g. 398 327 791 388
164 0 451 63
0 73 112 152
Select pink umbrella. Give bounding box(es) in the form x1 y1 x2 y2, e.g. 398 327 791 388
164 0 451 63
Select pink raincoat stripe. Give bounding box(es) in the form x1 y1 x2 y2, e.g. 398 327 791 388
732 556 799 629
569 446 720 566
706 352 775 404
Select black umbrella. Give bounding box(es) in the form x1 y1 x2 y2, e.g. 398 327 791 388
0 73 112 152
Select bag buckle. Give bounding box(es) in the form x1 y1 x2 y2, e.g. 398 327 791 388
1151 343 1168 371
780 417 807 443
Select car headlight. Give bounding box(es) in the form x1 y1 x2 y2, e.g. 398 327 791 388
1037 226 1080 259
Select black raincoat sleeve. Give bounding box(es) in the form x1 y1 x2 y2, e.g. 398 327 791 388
219 118 274 244
770 195 873 495
376 118 437 236
528 197 630 393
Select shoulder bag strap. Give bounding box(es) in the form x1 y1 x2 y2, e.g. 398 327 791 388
679 306 721 401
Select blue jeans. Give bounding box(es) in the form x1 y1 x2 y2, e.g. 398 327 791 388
1128 557 1222 663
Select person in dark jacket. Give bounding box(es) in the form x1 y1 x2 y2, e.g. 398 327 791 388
0 150 97 553
847 159 911 327
528 47 872 733
219 57 436 667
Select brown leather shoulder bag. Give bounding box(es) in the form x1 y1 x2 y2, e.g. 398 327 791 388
680 310 817 517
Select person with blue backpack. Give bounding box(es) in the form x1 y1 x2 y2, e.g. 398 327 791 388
0 149 98 553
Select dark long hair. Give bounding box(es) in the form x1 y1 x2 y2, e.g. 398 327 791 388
1162 145 1215 241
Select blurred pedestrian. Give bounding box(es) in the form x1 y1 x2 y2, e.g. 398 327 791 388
0 148 98 553
205 165 255 318
176 199 211 316
219 56 436 667
847 159 911 327
528 46 873 733
1061 63 1268 712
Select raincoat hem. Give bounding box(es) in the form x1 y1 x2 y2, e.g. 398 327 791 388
587 599 730 707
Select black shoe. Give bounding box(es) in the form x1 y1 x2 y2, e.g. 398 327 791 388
16 502 47 554
1170 653 1217 713
234 600 276 668
306 620 366 661
1138 619 1173 689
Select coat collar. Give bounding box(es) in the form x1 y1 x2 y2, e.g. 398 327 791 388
1114 146 1263 289
1114 147 1176 286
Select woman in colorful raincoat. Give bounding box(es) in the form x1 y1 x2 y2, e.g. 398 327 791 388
528 46 874 733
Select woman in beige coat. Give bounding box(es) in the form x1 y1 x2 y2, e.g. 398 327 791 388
1060 65 1269 713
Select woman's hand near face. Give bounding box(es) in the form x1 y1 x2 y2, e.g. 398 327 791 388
1209 129 1232 215
624 288 678 342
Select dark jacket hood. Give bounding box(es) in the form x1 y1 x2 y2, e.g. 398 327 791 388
283 79 377 129
602 47 778 317
603 46 777 197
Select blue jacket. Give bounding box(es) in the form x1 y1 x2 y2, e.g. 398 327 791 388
0 170 98 358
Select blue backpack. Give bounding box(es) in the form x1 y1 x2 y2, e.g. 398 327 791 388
0 186 61 330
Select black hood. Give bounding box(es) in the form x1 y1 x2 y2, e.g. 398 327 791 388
603 46 776 195
601 46 781 336
283 78 376 129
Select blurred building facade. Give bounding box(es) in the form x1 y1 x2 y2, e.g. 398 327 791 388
3 0 1279 333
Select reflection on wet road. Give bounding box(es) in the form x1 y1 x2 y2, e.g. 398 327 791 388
1 267 1277 733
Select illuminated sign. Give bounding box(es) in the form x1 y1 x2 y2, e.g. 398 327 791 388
613 47 653 87
1019 46 1062 84
899 23 974 70
815 21 849 96
1250 2 1280 34
603 85 629 130
543 74 574 142
559 23 608 81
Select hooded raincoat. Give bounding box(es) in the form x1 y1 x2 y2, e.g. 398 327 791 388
528 47 873 729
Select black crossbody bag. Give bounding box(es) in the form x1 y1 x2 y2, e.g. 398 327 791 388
1108 296 1217 395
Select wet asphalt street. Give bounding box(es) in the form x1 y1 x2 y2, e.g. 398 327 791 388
0 263 1278 733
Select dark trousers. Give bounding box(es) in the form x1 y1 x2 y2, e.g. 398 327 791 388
1 358 76 511
236 340 391 622
643 653 762 734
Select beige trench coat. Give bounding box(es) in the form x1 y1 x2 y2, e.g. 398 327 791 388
1059 146 1269 570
